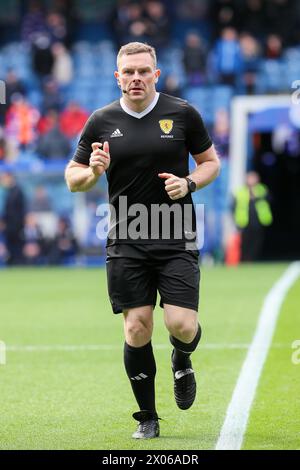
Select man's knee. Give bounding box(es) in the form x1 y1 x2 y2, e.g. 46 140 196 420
124 308 153 346
125 319 151 338
168 322 198 343
165 311 198 343
170 323 202 352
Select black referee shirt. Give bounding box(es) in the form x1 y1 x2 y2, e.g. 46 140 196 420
72 93 212 245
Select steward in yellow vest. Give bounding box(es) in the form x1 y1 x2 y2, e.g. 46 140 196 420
234 183 273 229
233 172 272 261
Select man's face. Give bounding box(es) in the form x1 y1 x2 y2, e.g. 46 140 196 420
115 52 160 102
246 171 259 188
0 172 13 188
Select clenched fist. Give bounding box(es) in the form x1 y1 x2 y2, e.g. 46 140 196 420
90 141 110 176
158 172 189 200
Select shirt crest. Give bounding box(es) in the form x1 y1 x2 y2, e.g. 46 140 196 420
159 119 173 134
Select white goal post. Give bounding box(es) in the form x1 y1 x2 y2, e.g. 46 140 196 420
229 94 292 193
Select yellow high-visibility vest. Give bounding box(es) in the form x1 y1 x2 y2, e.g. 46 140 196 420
234 183 273 228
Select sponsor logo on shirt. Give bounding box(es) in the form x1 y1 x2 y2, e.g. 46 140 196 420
159 119 174 138
110 128 123 138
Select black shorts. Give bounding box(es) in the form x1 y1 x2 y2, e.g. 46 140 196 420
106 244 200 314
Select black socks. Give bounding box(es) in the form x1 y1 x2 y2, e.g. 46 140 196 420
124 341 157 417
124 325 202 414
170 323 202 371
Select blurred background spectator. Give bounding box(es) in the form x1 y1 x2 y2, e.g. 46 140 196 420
30 185 52 212
212 27 241 86
232 171 273 262
48 216 78 265
5 94 40 157
161 73 182 97
0 171 26 265
0 69 26 124
59 101 89 139
41 78 64 113
144 0 170 50
239 33 261 94
22 211 45 265
36 110 71 160
51 42 73 87
183 32 207 86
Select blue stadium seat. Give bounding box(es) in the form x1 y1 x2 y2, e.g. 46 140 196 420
256 59 286 93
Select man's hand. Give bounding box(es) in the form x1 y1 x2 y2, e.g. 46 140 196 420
90 141 110 176
158 172 189 200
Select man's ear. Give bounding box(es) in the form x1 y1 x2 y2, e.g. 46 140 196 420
155 69 161 83
114 71 121 87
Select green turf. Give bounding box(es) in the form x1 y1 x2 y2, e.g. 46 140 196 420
0 264 293 449
242 277 300 450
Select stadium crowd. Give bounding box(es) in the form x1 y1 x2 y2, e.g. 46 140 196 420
1 0 299 163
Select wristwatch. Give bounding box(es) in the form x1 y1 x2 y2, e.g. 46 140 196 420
185 177 196 193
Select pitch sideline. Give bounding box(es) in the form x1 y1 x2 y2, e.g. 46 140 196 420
215 261 300 450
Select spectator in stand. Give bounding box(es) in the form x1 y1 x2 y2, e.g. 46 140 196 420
41 78 64 113
212 108 230 159
183 32 207 86
59 101 89 139
37 108 57 135
239 32 261 94
0 218 8 264
5 94 40 154
161 74 182 98
264 0 293 45
51 42 73 88
22 212 45 265
48 217 78 265
144 0 170 50
0 171 26 266
112 1 146 46
210 0 238 39
233 171 273 262
46 11 68 45
30 186 52 212
213 27 242 86
238 0 265 40
0 70 26 125
21 0 47 44
175 0 208 20
0 127 6 161
264 34 283 59
31 33 54 79
36 110 71 160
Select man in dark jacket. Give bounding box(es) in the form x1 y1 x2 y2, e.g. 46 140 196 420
1 171 26 265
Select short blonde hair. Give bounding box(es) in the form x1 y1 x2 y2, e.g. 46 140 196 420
117 42 157 69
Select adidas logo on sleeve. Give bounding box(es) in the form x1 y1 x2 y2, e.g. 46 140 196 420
110 128 123 138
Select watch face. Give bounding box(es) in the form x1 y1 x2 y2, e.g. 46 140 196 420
187 178 196 192
190 181 196 192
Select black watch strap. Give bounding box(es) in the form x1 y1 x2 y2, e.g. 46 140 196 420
185 177 196 193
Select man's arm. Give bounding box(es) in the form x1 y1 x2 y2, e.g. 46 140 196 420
65 141 110 192
65 161 100 192
189 144 221 190
158 144 220 200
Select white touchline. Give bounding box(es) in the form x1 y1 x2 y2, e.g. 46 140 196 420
215 262 300 450
5 342 292 352
6 343 252 352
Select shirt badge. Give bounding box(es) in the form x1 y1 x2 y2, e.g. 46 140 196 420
159 120 173 135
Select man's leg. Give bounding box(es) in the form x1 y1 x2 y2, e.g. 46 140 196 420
123 306 159 438
164 304 201 410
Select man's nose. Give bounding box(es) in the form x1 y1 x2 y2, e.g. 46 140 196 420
133 72 142 80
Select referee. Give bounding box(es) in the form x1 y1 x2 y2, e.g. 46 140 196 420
65 42 220 439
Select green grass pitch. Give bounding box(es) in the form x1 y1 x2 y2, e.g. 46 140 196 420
0 264 299 450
